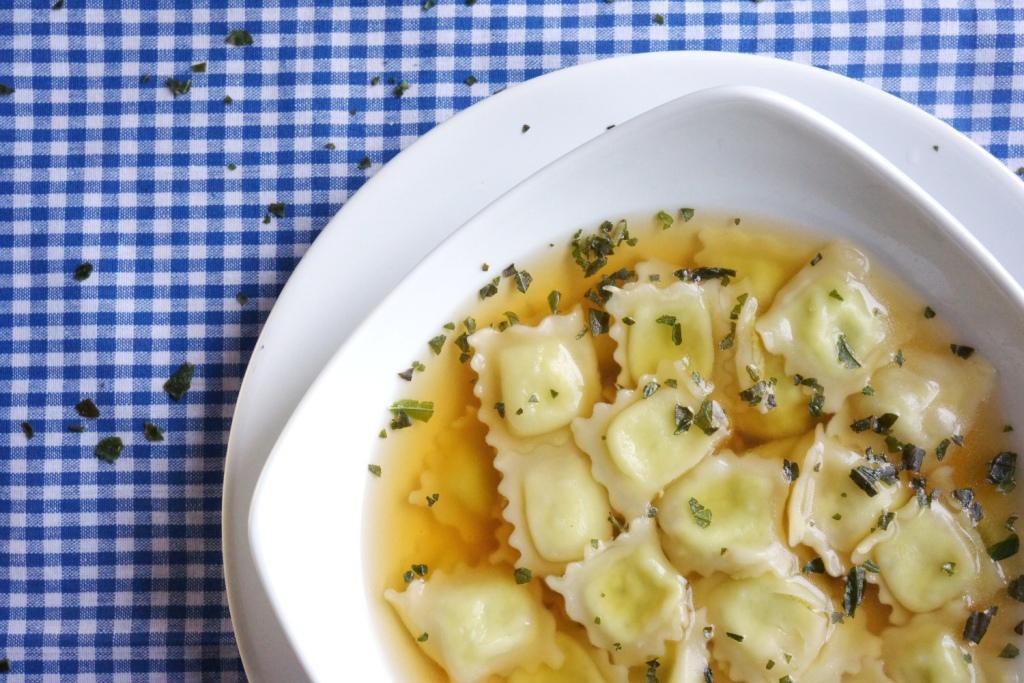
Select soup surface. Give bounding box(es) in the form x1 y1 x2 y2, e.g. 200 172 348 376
364 212 1022 682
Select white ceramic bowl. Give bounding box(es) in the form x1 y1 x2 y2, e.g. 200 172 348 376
248 85 1024 681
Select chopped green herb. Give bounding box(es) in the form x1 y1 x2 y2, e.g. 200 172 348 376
428 335 446 355
693 399 725 436
191 62 206 73
679 207 695 222
547 290 561 314
143 423 165 442
227 163 238 171
783 459 799 483
521 124 530 133
843 565 865 617
570 220 635 276
963 607 997 644
642 382 659 399
590 538 600 550
20 421 34 440
73 262 94 282
646 505 658 518
924 306 936 319
936 438 952 461
644 658 660 683
425 493 439 507
95 436 124 463
653 13 665 24
689 497 712 528
0 659 9 673
358 156 372 170
378 429 387 439
654 315 683 346
951 488 983 523
268 202 286 219
224 95 235 105
987 451 1017 493
225 29 254 46
836 334 862 369
861 385 874 396
901 444 926 473
165 78 191 97
828 289 844 301
810 253 823 266
495 402 505 418
163 363 194 401
393 81 410 98
674 266 736 284
514 567 532 584
389 400 434 423
987 534 1019 561
513 269 533 293
75 398 100 419
479 276 500 299
893 349 905 366
655 210 674 230
68 424 85 433
725 632 744 642
832 513 843 520
0 84 14 96
368 464 382 477
999 644 1020 659
950 344 975 359
463 74 477 86
673 404 693 435
863 559 880 573
588 308 610 336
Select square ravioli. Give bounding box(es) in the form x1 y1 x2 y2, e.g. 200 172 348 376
658 448 797 578
572 364 729 519
385 566 561 682
495 441 613 576
469 307 601 452
546 518 692 667
605 281 715 387
756 242 900 413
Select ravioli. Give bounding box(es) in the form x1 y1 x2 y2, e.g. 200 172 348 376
756 242 897 413
606 281 715 386
789 425 912 576
572 364 728 519
664 608 712 683
828 348 995 466
496 442 613 575
547 518 692 667
658 449 797 578
470 307 601 452
852 495 1005 617
698 573 833 682
384 566 562 682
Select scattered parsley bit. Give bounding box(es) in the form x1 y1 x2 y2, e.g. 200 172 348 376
165 78 191 97
191 62 207 73
950 344 975 359
646 504 658 518
679 207 695 222
810 253 823 266
268 202 286 219
428 335 446 355
367 463 382 477
689 497 712 528
95 436 124 463
463 75 477 86
783 459 800 483
951 488 983 523
422 0 436 9
417 632 429 642
828 289 844 301
832 513 843 520
642 382 660 399
521 124 530 133
863 559 881 573
393 81 410 97
224 95 234 105
378 429 387 439
68 424 85 433
693 399 725 436
653 13 665 24
725 632 744 642
644 658 660 683
987 533 1019 561
987 451 1017 493
941 561 957 576
802 557 825 574
227 163 237 171
924 305 936 319
547 290 561 314
893 349 905 367
843 565 865 617
861 385 874 396
590 538 600 550
75 398 100 419
739 377 777 411
479 276 499 299
0 84 14 96
655 315 683 346
674 266 736 285
655 210 674 230
963 606 998 644
513 269 533 293
389 399 434 423
513 567 532 584
225 29 254 46
1006 424 1016 432
999 644 1020 659
20 422 33 440
901 443 926 473
73 262 94 282
163 363 194 401
588 308 610 336
143 423 165 442
358 156 372 170
673 404 693 435
426 493 439 507
836 334 862 369
0 659 9 673
936 437 952 461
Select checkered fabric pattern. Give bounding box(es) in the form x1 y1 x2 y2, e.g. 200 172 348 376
1 0 1021 679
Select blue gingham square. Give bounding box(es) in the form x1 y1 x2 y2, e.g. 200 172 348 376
0 1 1021 679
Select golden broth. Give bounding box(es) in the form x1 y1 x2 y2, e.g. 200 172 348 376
363 213 1022 682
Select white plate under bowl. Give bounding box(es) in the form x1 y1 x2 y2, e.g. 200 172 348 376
248 85 1024 681
224 52 1024 682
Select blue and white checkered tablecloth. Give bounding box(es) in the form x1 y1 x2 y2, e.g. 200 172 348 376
1 0 1022 679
